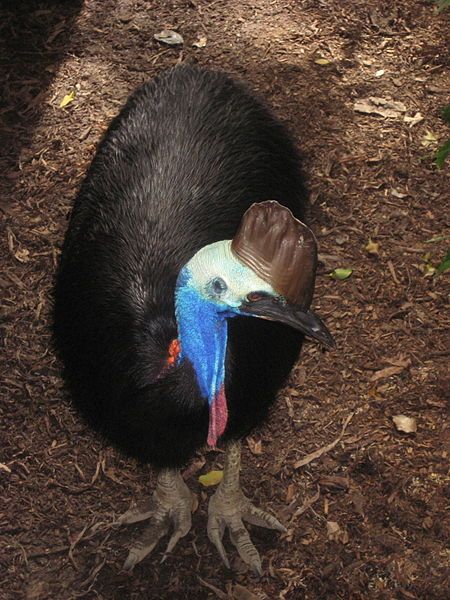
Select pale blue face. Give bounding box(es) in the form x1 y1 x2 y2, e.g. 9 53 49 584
181 240 279 311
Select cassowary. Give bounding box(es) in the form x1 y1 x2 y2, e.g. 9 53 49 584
53 65 333 575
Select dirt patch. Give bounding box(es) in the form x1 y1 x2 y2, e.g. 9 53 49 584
1 1 449 599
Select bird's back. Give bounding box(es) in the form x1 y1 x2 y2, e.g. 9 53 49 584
53 65 307 468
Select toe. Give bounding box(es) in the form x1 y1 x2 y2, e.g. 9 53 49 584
122 517 170 571
228 518 262 576
243 504 287 533
207 515 230 569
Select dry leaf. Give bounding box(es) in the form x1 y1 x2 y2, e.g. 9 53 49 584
193 36 207 48
14 248 30 263
354 96 407 118
326 521 349 543
392 415 417 433
404 112 424 127
391 188 408 198
318 476 349 491
233 583 261 600
247 437 263 455
285 483 295 504
370 360 410 381
421 131 438 147
59 90 76 108
315 58 332 65
198 470 223 487
154 30 184 45
365 238 379 255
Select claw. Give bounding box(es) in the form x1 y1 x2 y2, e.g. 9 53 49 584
120 469 193 570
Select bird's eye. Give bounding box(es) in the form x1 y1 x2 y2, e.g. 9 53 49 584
210 277 228 295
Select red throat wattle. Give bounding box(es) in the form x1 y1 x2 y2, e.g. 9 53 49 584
207 385 228 447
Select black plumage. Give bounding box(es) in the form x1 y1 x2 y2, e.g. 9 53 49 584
53 65 307 469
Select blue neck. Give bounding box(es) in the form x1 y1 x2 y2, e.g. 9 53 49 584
175 269 234 405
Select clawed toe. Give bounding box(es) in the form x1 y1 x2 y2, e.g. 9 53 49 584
207 490 285 576
120 470 193 570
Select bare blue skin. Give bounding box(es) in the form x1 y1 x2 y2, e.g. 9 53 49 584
175 241 280 444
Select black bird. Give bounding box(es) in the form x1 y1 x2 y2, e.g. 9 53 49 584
53 65 333 575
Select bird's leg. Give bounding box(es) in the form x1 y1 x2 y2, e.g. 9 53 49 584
207 440 286 576
118 469 193 571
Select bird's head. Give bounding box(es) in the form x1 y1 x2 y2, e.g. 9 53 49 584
174 201 334 447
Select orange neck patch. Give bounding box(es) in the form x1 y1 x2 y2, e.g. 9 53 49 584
166 338 181 368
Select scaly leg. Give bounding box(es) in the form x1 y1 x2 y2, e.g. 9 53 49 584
117 469 193 571
207 440 286 576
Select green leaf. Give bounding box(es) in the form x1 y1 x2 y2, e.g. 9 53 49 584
198 470 223 487
425 233 450 243
434 0 450 13
441 104 450 125
330 268 353 280
436 250 450 275
436 139 450 168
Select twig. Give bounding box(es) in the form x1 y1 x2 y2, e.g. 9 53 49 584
197 576 230 599
290 488 321 522
294 413 354 469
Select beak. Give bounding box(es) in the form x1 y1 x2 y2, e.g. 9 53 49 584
239 296 335 349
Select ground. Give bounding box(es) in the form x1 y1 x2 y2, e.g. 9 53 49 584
1 1 449 599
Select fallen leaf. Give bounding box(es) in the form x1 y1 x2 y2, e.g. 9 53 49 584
315 58 332 65
354 96 407 118
318 476 350 491
285 483 295 504
326 521 348 543
391 188 408 198
436 250 450 274
392 415 417 433
197 577 228 599
193 36 207 48
198 470 223 487
436 139 450 168
335 233 349 245
246 437 263 455
370 363 409 381
425 233 450 243
421 131 438 147
330 268 353 280
233 583 261 600
404 112 424 127
326 521 340 538
14 248 30 263
365 238 379 255
154 30 184 46
59 90 76 108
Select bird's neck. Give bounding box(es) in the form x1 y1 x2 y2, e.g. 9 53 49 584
175 269 233 447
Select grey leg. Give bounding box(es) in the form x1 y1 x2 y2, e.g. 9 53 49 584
207 440 286 576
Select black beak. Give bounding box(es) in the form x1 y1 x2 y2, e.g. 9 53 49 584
239 296 335 349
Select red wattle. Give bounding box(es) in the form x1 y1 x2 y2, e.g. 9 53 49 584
207 385 228 447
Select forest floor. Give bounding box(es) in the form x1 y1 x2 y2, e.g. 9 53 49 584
1 1 449 599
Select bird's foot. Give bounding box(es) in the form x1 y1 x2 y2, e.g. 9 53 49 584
207 484 286 577
117 470 194 571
